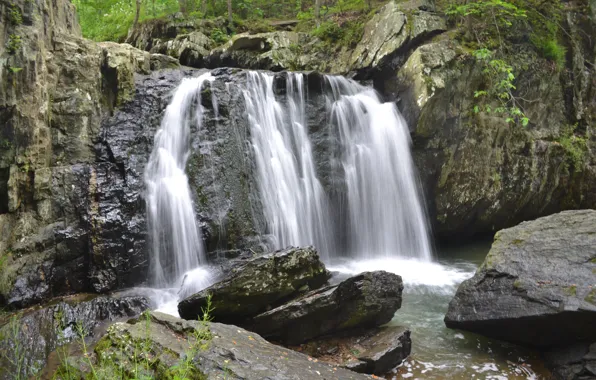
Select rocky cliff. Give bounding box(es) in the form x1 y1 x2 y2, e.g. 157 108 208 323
0 0 179 307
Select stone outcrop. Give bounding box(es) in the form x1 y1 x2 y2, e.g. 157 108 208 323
349 1 446 74
250 271 403 345
178 246 330 322
53 311 373 379
0 294 148 379
0 0 182 308
392 3 596 240
445 210 596 349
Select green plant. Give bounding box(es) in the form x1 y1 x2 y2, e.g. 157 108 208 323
531 36 566 69
472 48 529 126
7 34 22 54
559 134 588 173
0 314 27 379
9 4 23 25
211 28 230 45
312 21 344 42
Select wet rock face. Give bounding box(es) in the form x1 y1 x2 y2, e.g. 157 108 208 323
0 0 183 308
544 342 596 380
53 311 372 379
444 210 596 348
178 246 330 322
250 271 403 345
0 294 149 379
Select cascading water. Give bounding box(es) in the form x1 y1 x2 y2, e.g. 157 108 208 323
145 73 214 294
326 76 432 261
244 71 335 259
245 71 431 262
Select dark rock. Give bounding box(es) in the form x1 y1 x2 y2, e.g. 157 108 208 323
445 210 596 348
250 271 403 344
544 342 596 380
354 326 411 375
291 325 411 375
178 246 330 322
55 311 372 379
0 294 149 379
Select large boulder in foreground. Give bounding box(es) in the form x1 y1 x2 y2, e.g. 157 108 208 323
55 311 372 379
250 271 404 345
445 210 596 348
178 246 330 322
0 294 148 379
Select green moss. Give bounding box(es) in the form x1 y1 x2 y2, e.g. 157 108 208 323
565 285 577 296
513 279 523 289
585 289 596 305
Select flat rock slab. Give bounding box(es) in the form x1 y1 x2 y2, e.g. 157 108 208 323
178 246 329 323
291 325 411 375
58 311 374 379
250 271 403 345
445 210 596 348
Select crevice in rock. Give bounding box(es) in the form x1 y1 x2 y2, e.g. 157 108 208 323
0 167 9 214
100 50 119 114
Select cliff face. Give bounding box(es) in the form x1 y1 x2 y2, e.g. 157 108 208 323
388 2 596 240
0 0 179 307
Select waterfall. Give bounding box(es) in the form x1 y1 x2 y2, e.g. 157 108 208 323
145 73 214 289
244 72 335 259
326 76 432 261
246 72 431 262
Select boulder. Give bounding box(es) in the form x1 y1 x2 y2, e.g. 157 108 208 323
249 271 403 345
349 1 446 73
294 325 411 375
444 210 596 348
54 311 372 379
178 246 330 322
150 31 214 67
0 294 148 379
206 31 313 71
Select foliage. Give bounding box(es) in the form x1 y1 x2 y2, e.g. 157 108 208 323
0 314 27 379
472 48 528 126
9 4 23 25
531 36 566 69
55 296 216 379
558 124 588 173
312 18 364 47
7 34 22 55
210 28 230 44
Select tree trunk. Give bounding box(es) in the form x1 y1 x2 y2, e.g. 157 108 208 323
227 0 233 25
314 0 322 23
179 0 187 14
200 0 207 15
133 0 141 28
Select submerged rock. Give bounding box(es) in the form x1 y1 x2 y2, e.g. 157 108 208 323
55 311 372 379
444 210 596 348
250 271 403 345
178 246 330 322
0 294 148 379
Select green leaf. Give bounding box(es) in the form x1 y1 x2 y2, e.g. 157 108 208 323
474 105 480 113
522 117 529 126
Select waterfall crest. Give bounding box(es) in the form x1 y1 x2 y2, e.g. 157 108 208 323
145 73 213 288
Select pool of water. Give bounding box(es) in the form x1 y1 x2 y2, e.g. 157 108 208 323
329 241 552 380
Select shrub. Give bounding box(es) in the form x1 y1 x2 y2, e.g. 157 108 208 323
531 36 566 69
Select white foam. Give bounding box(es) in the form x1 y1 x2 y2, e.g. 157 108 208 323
327 258 474 290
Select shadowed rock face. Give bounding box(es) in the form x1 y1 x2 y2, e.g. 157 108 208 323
445 210 596 349
0 294 149 379
250 271 404 345
178 246 331 322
